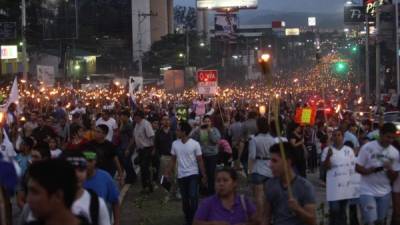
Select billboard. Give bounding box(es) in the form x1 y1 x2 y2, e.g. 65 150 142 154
214 14 238 36
285 28 300 36
197 0 257 9
308 17 316 27
164 70 185 91
0 22 16 39
1 45 18 60
344 6 365 23
37 65 55 87
272 21 286 28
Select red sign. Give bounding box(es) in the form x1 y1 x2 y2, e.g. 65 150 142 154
272 21 283 28
197 70 218 82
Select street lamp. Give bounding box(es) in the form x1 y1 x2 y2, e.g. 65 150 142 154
179 53 185 58
74 64 80 70
200 42 205 47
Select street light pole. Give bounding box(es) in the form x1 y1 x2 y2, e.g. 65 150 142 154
186 27 190 66
21 0 28 81
365 12 370 104
396 0 400 94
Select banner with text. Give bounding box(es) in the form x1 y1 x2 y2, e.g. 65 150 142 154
326 149 360 201
197 70 218 95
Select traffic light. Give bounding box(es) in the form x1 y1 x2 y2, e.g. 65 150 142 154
350 45 358 53
258 53 271 75
333 61 349 74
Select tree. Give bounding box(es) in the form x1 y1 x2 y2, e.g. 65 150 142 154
174 6 196 31
142 32 216 74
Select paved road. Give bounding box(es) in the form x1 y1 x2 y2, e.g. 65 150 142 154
120 172 329 225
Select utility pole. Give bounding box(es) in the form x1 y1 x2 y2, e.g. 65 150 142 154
185 27 189 66
136 11 156 77
376 7 381 107
21 0 28 81
396 0 400 94
365 12 370 104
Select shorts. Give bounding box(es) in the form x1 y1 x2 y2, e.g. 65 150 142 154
250 173 269 185
359 194 391 224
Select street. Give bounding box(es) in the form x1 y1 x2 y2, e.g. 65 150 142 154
120 172 328 225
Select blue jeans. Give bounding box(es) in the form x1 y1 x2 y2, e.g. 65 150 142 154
359 194 391 224
329 200 348 225
203 155 218 195
178 175 199 225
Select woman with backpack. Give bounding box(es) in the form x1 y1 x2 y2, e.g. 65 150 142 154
193 168 257 225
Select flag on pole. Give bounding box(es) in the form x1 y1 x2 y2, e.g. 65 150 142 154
294 107 317 126
0 77 19 112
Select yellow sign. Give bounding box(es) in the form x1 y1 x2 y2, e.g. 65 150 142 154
301 108 312 124
285 28 300 36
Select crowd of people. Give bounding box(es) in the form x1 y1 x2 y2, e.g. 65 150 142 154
0 86 399 225
0 57 400 225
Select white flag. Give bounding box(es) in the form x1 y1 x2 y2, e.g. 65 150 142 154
0 77 19 112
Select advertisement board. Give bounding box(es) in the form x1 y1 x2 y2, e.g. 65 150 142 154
308 17 316 26
197 70 218 95
0 22 16 39
197 0 257 9
1 45 18 60
285 28 300 36
164 70 185 91
344 6 365 23
215 14 238 36
37 65 55 87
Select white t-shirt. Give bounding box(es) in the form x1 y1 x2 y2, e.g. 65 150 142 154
357 140 400 197
133 119 155 148
72 190 111 225
50 149 63 158
71 107 86 115
171 138 202 179
25 190 111 225
322 145 360 200
96 117 118 142
0 139 16 161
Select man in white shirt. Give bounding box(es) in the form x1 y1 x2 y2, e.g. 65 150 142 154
356 123 400 225
133 110 155 193
96 110 118 142
321 129 358 225
166 121 207 225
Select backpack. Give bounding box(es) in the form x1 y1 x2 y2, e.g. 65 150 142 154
87 189 99 225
